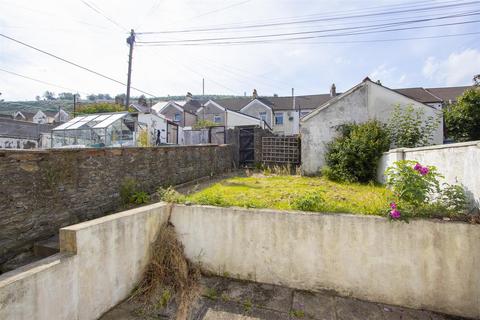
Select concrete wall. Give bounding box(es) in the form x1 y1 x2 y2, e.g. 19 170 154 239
0 203 170 320
378 141 480 206
171 205 480 319
1 204 479 319
301 81 443 175
0 145 233 272
0 136 38 149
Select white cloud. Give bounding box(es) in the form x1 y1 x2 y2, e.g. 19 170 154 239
422 49 480 86
369 64 407 88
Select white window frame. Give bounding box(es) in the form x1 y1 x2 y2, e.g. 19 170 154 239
259 111 267 121
174 113 181 122
214 114 222 123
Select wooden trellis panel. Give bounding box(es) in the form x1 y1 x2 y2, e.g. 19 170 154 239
261 136 300 164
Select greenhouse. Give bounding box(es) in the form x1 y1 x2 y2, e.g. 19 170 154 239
51 112 137 148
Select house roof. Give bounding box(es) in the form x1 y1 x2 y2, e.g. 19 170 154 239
213 94 337 112
129 103 151 113
393 88 442 103
425 86 471 103
182 99 204 114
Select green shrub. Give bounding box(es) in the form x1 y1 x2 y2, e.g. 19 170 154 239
385 160 441 205
388 104 440 148
130 191 150 204
292 192 325 212
385 161 468 220
323 120 391 183
444 88 480 142
120 178 138 205
157 186 186 203
440 183 468 214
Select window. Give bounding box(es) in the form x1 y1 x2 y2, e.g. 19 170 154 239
274 112 284 125
214 114 222 123
174 113 181 122
259 111 267 122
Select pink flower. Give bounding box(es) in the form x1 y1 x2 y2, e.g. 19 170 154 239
414 163 422 171
419 167 429 176
390 202 397 209
390 209 401 219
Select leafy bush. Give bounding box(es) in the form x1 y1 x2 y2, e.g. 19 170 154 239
77 102 133 114
157 187 186 203
440 183 468 213
120 178 138 205
130 191 150 204
323 120 391 183
387 104 440 148
444 88 480 142
385 160 468 220
292 192 325 212
193 120 218 129
385 160 441 205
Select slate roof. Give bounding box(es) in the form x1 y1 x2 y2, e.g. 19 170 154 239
393 88 443 103
425 86 471 103
183 99 204 114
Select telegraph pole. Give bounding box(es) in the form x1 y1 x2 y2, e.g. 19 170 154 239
73 93 77 117
125 29 135 109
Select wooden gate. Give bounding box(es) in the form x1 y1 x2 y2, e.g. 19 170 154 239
239 127 255 166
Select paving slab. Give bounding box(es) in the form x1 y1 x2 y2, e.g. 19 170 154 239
203 310 259 320
335 296 383 320
292 290 336 320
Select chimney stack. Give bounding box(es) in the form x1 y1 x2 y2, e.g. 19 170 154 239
330 83 336 97
252 89 258 99
186 92 193 102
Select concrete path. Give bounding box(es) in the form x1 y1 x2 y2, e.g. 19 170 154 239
100 276 467 320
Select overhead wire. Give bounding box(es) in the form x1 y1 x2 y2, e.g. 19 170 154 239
79 0 128 32
0 33 158 97
0 67 89 95
137 1 480 34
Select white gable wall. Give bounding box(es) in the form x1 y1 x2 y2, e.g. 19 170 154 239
241 100 273 128
226 110 264 128
301 81 444 175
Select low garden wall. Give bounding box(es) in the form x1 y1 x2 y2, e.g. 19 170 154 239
0 145 233 272
1 204 479 319
377 141 480 206
172 205 480 319
0 203 170 320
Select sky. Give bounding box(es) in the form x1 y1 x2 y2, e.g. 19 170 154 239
0 0 479 101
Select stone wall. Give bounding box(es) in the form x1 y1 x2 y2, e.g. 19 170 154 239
0 145 233 271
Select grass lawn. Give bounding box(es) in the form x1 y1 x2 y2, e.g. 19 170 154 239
186 175 392 216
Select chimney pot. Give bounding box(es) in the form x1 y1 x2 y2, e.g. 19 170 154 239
252 89 258 99
330 83 336 97
186 92 193 102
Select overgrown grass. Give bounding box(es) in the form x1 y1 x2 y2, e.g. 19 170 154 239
186 175 392 216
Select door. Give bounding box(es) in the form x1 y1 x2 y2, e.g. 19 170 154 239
239 127 254 166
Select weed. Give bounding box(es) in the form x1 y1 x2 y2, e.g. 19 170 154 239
130 191 150 205
157 289 171 309
129 224 200 318
292 192 325 212
203 288 218 301
157 186 186 204
243 298 253 313
120 178 138 205
290 309 305 318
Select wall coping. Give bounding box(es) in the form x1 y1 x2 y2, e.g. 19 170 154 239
0 144 230 154
384 140 480 154
174 204 473 226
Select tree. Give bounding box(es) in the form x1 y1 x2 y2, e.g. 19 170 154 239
444 88 480 142
87 94 97 101
43 91 56 100
474 74 480 86
104 94 112 100
137 94 147 106
58 92 74 100
76 103 131 114
35 95 41 101
387 104 440 148
115 93 126 105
